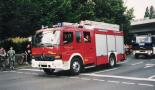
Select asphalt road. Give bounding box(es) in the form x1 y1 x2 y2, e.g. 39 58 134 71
0 55 155 90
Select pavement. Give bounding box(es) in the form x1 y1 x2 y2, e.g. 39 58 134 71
0 55 155 90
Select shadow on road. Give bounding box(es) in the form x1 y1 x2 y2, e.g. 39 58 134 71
36 64 123 78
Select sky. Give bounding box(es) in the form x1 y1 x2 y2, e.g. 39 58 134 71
124 0 155 19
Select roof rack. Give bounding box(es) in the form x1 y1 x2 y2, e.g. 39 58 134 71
61 20 120 31
80 20 120 31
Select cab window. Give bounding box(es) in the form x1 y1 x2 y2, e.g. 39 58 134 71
83 32 91 43
63 32 73 44
76 31 82 43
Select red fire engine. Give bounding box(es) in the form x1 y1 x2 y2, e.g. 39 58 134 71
31 20 126 75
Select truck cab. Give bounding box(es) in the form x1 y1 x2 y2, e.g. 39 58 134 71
132 35 155 58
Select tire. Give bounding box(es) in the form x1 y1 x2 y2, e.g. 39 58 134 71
109 54 116 68
70 58 82 75
17 57 24 65
43 68 55 75
134 54 139 59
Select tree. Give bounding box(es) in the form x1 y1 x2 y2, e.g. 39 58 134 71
93 0 134 44
0 0 134 41
144 7 150 18
150 6 155 19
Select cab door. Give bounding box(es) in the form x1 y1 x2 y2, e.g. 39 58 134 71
83 31 96 64
61 30 76 61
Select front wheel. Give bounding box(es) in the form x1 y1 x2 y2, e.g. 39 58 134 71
43 68 55 75
70 58 82 75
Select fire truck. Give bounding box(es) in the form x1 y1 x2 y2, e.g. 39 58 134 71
31 20 126 75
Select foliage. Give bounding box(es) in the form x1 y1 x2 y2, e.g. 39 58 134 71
150 6 155 19
0 0 134 44
144 7 150 18
144 6 155 19
0 37 29 53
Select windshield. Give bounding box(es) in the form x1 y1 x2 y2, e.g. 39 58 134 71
33 30 60 47
136 36 152 43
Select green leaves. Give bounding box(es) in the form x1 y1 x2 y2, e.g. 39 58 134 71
144 6 155 19
0 0 133 42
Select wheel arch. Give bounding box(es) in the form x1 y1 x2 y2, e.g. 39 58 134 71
108 52 117 62
68 53 84 68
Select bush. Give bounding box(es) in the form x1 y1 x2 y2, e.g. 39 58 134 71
0 37 29 54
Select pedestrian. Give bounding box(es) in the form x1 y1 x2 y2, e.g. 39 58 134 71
7 47 16 70
0 47 7 70
25 44 31 64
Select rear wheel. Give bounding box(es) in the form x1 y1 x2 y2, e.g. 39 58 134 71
109 54 116 68
43 68 55 75
70 58 82 75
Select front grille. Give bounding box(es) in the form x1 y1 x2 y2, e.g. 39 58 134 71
34 55 55 61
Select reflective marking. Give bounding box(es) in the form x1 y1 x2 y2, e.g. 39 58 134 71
138 83 154 87
93 68 118 74
107 80 120 84
122 82 135 85
81 73 155 82
131 62 143 66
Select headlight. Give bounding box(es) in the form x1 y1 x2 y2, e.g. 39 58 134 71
55 55 61 59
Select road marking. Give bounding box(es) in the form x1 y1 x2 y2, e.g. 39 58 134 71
93 79 105 82
69 77 79 79
107 80 120 84
144 64 155 68
93 68 118 74
138 83 154 87
16 71 24 74
131 62 143 66
80 78 91 80
122 82 135 85
70 76 154 87
118 60 128 64
3 71 16 73
148 75 155 79
18 69 41 71
81 73 155 82
3 70 38 75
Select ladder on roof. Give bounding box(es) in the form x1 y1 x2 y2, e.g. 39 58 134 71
80 20 120 31
62 20 120 31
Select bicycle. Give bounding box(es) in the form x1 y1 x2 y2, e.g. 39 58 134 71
16 53 27 65
0 56 8 71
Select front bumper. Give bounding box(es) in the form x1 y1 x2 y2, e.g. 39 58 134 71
133 50 153 56
31 59 70 70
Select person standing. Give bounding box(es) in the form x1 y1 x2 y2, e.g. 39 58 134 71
25 44 31 64
7 47 16 70
0 47 7 70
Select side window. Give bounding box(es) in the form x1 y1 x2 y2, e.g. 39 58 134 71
76 31 82 43
83 32 91 43
63 32 73 44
